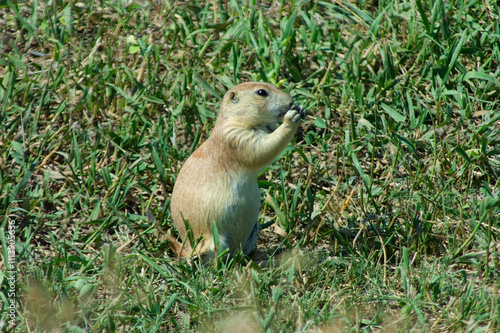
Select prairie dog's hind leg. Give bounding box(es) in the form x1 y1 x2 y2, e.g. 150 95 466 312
242 222 259 256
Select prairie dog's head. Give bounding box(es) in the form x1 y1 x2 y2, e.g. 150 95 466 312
217 82 294 127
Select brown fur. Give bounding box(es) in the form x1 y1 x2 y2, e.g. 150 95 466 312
170 82 303 261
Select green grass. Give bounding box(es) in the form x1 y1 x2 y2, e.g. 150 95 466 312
1 0 499 331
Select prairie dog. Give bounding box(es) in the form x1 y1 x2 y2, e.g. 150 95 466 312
170 82 304 261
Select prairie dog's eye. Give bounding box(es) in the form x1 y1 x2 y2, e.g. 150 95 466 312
256 89 268 97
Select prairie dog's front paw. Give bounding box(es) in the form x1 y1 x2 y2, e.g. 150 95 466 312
293 105 306 119
284 106 305 126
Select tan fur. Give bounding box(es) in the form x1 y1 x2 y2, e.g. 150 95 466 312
170 82 303 261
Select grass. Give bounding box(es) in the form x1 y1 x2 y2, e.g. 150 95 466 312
1 0 499 331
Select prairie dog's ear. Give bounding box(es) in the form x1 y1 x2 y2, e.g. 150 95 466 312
230 91 239 103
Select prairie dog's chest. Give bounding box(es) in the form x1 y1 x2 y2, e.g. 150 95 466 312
222 173 260 225
226 172 260 202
